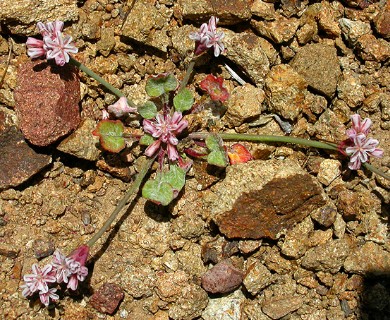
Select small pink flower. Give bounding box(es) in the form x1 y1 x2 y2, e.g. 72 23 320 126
51 250 71 283
39 288 59 307
345 134 384 170
37 21 64 39
64 245 89 291
22 263 56 295
189 16 225 57
26 37 46 59
346 114 372 139
107 97 137 118
44 31 78 66
143 112 188 161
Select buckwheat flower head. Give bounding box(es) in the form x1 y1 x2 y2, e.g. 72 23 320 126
37 21 64 39
44 31 78 66
39 288 59 307
143 112 188 161
51 249 71 283
107 97 138 118
346 114 372 139
64 245 89 291
345 134 383 170
189 16 225 57
21 263 56 295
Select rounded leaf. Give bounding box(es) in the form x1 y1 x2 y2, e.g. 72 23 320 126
92 120 126 153
173 88 194 112
138 101 158 119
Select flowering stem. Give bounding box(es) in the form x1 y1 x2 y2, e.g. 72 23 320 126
188 132 339 150
179 59 196 91
363 163 390 180
86 156 155 248
69 56 136 109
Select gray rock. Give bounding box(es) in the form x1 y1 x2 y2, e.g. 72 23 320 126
301 237 352 273
265 64 307 121
223 30 270 87
202 290 245 320
262 296 303 319
339 18 371 45
224 84 264 128
290 43 341 98
57 119 100 161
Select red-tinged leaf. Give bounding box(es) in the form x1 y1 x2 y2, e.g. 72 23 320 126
92 120 126 153
227 143 253 165
200 74 229 103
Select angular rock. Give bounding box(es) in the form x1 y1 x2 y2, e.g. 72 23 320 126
57 119 100 161
121 1 172 52
311 204 337 228
337 71 365 108
339 18 371 45
317 159 341 186
14 60 80 146
290 43 341 98
251 14 300 44
202 290 245 320
89 283 124 315
224 84 264 128
243 258 273 295
211 160 326 240
201 259 244 294
0 126 51 189
344 241 390 275
33 238 55 260
265 64 307 121
251 0 276 20
0 0 78 35
262 296 303 319
224 31 270 86
356 34 390 62
178 0 252 24
374 0 390 38
301 237 352 273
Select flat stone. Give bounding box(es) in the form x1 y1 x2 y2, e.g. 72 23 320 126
89 282 124 315
0 126 51 189
14 60 81 146
262 296 303 319
57 119 100 161
211 160 326 240
178 0 252 24
290 43 341 98
264 64 307 121
344 241 390 275
223 30 270 87
201 259 244 294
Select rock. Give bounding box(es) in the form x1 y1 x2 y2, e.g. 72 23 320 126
121 1 172 52
290 43 341 98
156 270 189 302
168 284 208 320
251 14 300 44
336 190 361 221
178 0 252 24
0 126 51 189
344 241 390 275
356 34 390 62
0 244 20 259
0 0 78 35
223 31 270 87
171 25 197 58
333 213 346 238
301 237 352 273
201 259 244 294
313 109 346 143
251 0 276 20
210 159 326 240
316 1 341 38
317 159 341 186
374 0 390 38
96 154 136 182
171 214 205 239
262 296 303 319
14 60 81 146
363 211 387 244
337 71 365 108
89 283 124 315
339 18 371 45
264 64 307 121
202 290 245 320
311 204 337 228
243 258 273 295
33 238 55 259
96 27 116 57
122 265 156 299
57 119 100 161
224 84 264 128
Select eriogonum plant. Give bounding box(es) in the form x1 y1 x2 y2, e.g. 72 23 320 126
21 17 388 308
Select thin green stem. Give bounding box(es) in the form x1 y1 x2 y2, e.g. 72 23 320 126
69 56 136 108
188 132 339 151
86 156 155 248
363 163 390 180
179 59 196 91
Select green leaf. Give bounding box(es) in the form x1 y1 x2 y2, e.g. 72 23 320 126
173 88 194 112
145 74 178 97
142 178 174 206
205 134 223 151
138 101 157 119
161 165 186 191
92 120 126 153
207 150 228 167
139 134 155 146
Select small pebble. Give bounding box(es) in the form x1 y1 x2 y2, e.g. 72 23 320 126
89 282 124 315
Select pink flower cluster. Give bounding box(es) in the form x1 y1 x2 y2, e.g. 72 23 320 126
21 245 89 307
103 97 138 119
26 21 78 66
189 16 225 57
143 112 188 161
341 114 383 170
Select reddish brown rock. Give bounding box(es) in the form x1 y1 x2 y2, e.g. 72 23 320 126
374 0 390 38
356 34 390 62
201 259 244 294
14 59 80 146
89 283 124 315
216 174 326 240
